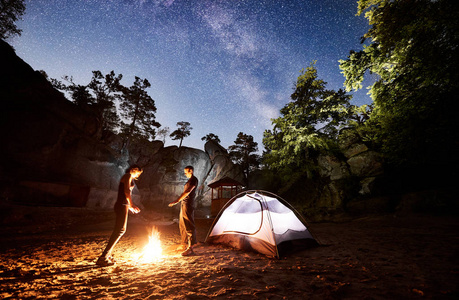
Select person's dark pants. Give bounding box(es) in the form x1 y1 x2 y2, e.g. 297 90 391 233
101 203 129 258
180 201 196 247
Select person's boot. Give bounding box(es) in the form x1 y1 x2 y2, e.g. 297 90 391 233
96 256 115 266
181 247 195 256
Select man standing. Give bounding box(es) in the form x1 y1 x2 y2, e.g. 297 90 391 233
169 165 198 256
96 164 142 266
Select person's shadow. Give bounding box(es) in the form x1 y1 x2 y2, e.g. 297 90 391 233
0 264 104 284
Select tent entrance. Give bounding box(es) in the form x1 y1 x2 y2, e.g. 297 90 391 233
221 197 264 236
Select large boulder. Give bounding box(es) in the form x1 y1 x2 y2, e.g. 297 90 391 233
318 155 350 180
136 142 244 211
0 40 245 211
317 181 343 210
306 128 386 216
204 140 228 161
137 146 212 210
347 151 384 177
343 143 369 159
202 140 244 205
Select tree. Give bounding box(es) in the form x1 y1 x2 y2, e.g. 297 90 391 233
339 0 459 183
263 62 358 175
119 76 161 147
51 71 122 139
0 0 25 39
52 76 95 108
170 121 192 147
201 133 221 144
156 126 170 144
87 71 123 136
229 132 261 184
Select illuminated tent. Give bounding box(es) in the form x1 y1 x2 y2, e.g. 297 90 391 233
205 190 318 258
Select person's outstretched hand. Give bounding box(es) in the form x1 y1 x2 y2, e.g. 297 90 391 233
129 205 141 213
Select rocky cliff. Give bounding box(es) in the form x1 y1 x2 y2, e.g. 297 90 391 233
0 40 243 211
315 128 385 214
248 127 387 219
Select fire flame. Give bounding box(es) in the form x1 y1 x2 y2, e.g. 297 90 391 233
134 226 163 263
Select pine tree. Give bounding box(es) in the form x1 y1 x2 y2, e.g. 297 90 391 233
119 76 160 148
170 121 192 147
229 132 260 185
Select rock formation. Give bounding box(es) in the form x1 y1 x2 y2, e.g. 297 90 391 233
136 141 244 211
313 128 385 215
0 40 243 211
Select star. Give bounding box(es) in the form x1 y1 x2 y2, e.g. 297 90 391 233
10 0 370 150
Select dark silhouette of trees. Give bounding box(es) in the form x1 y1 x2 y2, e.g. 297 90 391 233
201 133 221 144
156 126 170 144
51 71 161 147
0 0 25 39
118 76 161 148
229 132 260 185
52 71 121 139
87 71 122 137
170 121 192 147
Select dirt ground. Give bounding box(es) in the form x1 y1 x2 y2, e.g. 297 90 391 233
0 203 458 299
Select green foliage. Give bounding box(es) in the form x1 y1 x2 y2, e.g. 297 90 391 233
201 133 221 144
170 121 192 147
228 132 261 184
263 62 359 178
0 0 25 39
339 0 459 174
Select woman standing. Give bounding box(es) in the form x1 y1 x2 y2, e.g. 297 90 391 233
96 165 143 266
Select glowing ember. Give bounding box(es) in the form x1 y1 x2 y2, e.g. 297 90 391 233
134 226 163 263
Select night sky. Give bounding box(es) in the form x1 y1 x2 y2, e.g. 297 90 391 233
9 0 371 151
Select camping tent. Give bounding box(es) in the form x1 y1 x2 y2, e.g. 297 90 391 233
205 190 318 258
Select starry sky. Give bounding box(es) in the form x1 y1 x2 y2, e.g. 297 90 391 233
9 0 371 151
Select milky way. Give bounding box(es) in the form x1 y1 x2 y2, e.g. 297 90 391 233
9 0 370 151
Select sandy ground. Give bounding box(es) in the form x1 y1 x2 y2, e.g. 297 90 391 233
0 203 458 299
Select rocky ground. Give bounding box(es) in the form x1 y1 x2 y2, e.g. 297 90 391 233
0 202 458 299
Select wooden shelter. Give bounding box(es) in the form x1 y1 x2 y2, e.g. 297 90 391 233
208 177 244 216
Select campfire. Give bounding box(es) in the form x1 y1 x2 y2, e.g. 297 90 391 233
134 226 163 263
